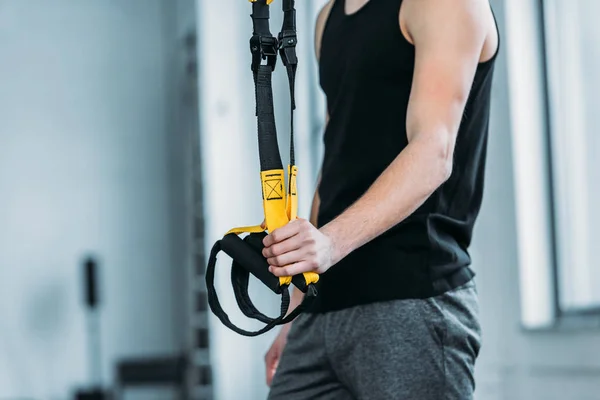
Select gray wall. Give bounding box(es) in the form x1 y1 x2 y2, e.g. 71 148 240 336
474 1 600 399
0 1 191 399
197 1 324 399
199 1 600 399
5 0 597 399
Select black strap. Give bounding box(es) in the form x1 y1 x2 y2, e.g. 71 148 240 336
206 240 291 337
251 0 282 172
230 233 317 324
251 0 297 172
204 0 312 337
232 262 317 326
206 240 317 336
250 0 277 74
254 66 283 171
232 262 276 324
279 0 298 166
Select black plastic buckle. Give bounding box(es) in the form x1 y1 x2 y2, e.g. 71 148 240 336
278 30 297 48
250 35 278 72
278 30 298 67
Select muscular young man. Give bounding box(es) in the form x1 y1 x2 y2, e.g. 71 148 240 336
263 0 499 398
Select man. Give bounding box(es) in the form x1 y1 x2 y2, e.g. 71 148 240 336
263 0 499 398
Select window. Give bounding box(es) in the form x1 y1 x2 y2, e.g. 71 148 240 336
542 0 600 314
505 0 600 328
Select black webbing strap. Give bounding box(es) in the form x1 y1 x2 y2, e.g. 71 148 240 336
279 0 297 166
206 240 291 337
230 233 317 324
204 0 314 337
206 238 316 336
233 264 317 325
250 0 280 172
254 66 283 171
279 0 298 217
250 0 277 74
251 0 297 172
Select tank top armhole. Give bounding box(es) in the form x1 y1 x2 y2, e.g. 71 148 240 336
397 0 414 48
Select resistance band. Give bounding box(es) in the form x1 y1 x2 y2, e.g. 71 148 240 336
205 0 319 337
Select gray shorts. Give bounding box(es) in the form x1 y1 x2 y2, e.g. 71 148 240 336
268 280 481 400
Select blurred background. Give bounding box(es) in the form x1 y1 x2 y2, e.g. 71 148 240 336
0 0 598 399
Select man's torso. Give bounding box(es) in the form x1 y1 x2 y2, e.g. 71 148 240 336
310 0 498 313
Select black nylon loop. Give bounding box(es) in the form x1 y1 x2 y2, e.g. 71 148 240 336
232 262 282 324
205 240 291 337
204 0 311 337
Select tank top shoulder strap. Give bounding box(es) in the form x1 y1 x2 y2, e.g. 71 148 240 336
325 0 345 25
328 0 406 23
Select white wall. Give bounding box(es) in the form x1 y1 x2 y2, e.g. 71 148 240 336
197 1 325 399
0 1 189 399
197 2 277 398
198 0 600 399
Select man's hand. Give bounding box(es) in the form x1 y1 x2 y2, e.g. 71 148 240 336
262 218 337 277
264 324 291 386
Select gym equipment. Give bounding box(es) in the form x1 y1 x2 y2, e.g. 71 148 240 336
74 257 110 400
113 354 187 400
205 0 319 337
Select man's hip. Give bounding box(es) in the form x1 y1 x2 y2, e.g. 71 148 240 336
268 280 482 400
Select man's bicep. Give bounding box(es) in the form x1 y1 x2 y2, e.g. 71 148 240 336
405 0 487 145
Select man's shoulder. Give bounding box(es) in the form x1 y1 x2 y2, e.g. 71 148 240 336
315 1 336 61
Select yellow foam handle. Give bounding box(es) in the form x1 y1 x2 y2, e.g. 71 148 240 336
249 0 275 4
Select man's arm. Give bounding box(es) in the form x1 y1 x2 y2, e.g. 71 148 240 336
263 0 490 276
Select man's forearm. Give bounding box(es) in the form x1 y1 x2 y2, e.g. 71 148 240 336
320 133 451 265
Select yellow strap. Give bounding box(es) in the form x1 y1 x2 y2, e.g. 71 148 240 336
226 225 265 235
249 0 275 4
286 165 298 221
287 166 319 286
260 169 291 285
303 273 319 286
261 169 289 232
261 168 319 287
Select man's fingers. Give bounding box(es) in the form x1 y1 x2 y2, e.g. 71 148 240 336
265 348 280 387
269 261 314 277
265 350 275 384
262 234 304 258
263 219 303 247
267 249 305 267
266 360 279 387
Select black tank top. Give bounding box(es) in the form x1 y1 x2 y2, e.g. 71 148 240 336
311 0 498 312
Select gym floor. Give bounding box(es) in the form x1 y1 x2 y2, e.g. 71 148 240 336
0 1 599 400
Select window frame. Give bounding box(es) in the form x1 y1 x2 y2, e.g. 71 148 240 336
506 0 600 330
539 0 600 321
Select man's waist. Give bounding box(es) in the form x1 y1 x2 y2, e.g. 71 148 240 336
307 253 475 314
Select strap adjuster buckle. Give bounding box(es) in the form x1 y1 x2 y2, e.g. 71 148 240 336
278 30 297 49
251 35 278 71
278 30 297 67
